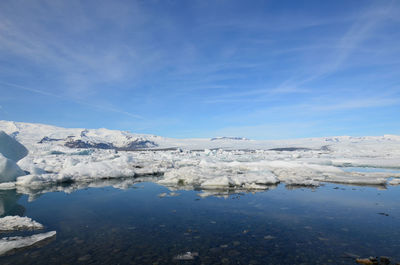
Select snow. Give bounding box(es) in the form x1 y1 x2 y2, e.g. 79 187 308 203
0 120 400 193
0 216 43 231
0 231 56 256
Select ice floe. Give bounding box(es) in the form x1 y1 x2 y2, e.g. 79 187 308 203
0 231 56 256
0 216 43 231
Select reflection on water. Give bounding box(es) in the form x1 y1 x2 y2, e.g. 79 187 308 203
0 181 399 264
0 190 24 217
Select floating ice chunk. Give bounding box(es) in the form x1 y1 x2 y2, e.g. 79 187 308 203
201 176 234 188
321 173 388 185
158 192 180 198
229 170 279 186
0 153 25 183
173 251 198 260
0 216 44 231
284 178 320 187
0 231 56 256
389 178 400 185
16 173 72 187
0 131 28 162
160 160 279 189
60 155 137 180
0 182 15 190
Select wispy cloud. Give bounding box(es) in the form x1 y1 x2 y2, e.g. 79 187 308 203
276 2 398 88
0 0 167 98
309 97 400 112
0 81 144 120
204 86 310 104
0 0 399 137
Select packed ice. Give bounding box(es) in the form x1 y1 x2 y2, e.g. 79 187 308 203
0 120 399 195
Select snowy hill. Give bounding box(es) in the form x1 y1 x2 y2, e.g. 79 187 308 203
0 120 400 195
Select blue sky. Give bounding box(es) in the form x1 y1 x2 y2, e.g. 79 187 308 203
0 0 399 139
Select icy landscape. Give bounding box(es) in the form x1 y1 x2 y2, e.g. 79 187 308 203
1 120 400 259
0 120 399 194
2 0 400 262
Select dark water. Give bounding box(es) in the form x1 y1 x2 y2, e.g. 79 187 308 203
1 182 400 264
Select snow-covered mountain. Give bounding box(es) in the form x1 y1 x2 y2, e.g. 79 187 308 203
1 120 400 196
4 119 399 151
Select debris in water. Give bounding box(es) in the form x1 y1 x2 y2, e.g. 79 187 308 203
264 235 275 240
173 251 198 260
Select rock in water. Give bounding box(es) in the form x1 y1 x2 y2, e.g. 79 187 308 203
355 257 378 265
380 256 391 265
0 131 28 162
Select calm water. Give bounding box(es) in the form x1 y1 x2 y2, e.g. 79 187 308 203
1 182 400 264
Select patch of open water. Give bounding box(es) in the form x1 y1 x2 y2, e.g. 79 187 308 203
1 182 400 264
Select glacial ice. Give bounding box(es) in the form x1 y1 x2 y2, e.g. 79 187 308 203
0 130 27 183
0 131 28 162
0 120 399 193
0 153 25 183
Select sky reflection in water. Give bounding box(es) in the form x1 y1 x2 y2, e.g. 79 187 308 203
0 182 399 264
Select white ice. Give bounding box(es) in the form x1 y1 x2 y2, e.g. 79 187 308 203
1 120 400 193
0 216 44 231
0 153 25 183
0 130 27 183
0 131 28 162
0 231 56 256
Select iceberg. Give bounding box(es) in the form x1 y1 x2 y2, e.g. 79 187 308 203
0 131 28 162
0 131 27 183
0 153 25 183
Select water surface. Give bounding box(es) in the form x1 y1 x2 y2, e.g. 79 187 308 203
1 182 399 264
